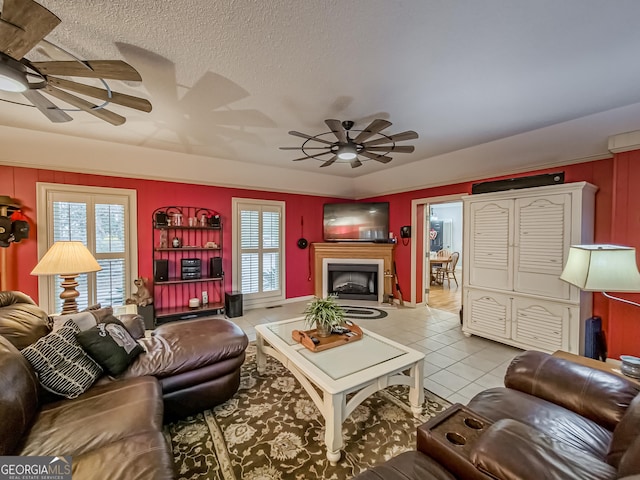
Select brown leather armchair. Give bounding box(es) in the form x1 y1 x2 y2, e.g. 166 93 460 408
355 350 640 480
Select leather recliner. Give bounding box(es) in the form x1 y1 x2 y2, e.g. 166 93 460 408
354 350 640 480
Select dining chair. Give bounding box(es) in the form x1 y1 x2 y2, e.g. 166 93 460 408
430 249 447 282
436 251 460 288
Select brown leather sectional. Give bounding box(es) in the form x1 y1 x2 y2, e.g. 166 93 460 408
0 291 249 480
355 350 640 480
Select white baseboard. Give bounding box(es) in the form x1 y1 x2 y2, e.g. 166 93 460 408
242 295 314 311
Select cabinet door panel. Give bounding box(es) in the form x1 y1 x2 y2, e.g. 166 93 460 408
514 194 571 299
466 289 511 339
468 200 513 290
512 297 569 352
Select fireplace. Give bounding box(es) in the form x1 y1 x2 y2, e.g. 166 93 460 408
322 258 385 303
327 263 379 301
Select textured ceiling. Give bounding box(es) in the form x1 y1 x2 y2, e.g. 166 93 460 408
2 0 640 187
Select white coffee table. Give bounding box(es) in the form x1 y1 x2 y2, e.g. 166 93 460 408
255 317 425 464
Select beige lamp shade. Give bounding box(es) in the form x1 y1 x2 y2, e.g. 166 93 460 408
31 241 101 315
31 241 102 276
560 245 640 292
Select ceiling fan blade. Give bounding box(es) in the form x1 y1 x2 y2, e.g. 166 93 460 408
30 60 142 81
365 145 415 153
359 151 393 163
320 156 337 168
350 158 363 168
363 130 419 147
279 146 328 150
288 130 335 146
47 77 152 112
353 119 392 143
325 119 347 143
291 151 333 162
22 89 72 122
0 0 60 60
43 85 126 126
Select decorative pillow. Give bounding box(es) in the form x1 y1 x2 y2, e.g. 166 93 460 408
85 306 114 323
76 317 144 376
21 320 103 399
51 307 138 335
82 303 103 312
115 313 146 340
51 311 97 332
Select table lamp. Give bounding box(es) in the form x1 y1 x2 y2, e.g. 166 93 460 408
560 244 640 305
31 241 102 315
560 244 640 377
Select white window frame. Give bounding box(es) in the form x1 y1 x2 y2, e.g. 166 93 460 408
231 197 286 310
36 182 138 313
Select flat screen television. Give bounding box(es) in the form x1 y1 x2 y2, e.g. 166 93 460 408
323 202 389 242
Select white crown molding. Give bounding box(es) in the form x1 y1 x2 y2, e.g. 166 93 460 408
0 125 355 199
608 130 640 153
3 100 640 200
351 101 640 199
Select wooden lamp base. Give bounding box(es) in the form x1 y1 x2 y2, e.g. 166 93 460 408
59 274 81 315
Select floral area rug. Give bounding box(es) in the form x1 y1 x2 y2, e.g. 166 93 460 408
165 344 451 480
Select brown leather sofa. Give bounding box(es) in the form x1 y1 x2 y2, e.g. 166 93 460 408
0 291 249 480
354 350 640 480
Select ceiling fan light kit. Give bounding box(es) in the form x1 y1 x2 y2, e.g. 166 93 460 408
0 54 28 92
281 118 418 168
0 0 152 125
337 143 357 160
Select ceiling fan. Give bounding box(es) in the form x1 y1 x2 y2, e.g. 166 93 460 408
0 0 151 125
280 119 418 168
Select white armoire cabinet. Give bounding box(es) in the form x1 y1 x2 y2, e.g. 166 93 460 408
462 182 597 354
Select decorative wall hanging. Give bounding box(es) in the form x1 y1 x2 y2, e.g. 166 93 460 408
0 195 27 248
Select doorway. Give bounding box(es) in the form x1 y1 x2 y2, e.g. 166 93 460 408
426 201 463 313
409 193 465 314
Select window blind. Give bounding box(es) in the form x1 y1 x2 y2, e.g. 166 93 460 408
43 187 134 313
235 200 284 300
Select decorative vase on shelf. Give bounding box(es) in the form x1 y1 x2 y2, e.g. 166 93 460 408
303 295 345 338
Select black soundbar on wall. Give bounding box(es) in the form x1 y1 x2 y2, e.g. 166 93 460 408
472 172 565 195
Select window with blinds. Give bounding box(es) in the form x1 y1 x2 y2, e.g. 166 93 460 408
233 199 284 305
37 183 137 313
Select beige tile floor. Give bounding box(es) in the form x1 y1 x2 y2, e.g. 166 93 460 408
223 300 523 405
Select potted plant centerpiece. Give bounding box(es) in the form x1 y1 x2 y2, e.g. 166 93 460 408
303 295 345 337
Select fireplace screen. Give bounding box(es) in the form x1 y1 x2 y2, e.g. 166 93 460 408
327 263 378 301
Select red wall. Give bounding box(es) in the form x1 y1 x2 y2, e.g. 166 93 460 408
608 150 640 358
0 166 337 303
2 154 638 358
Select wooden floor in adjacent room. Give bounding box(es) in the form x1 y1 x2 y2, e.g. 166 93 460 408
427 281 462 314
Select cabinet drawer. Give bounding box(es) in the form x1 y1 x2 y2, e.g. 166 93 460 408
465 290 511 340
511 297 570 352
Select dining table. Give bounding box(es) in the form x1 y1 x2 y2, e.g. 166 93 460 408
429 254 452 285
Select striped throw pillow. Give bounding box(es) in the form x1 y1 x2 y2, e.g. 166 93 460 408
21 319 103 399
